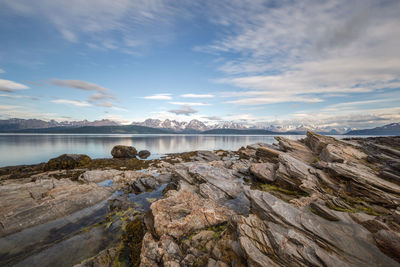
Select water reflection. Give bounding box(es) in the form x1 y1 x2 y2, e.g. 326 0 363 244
1 134 343 167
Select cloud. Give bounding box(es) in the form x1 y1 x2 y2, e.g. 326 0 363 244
168 105 198 116
0 94 38 100
180 94 215 98
0 104 22 109
169 101 210 106
226 96 323 105
2 0 188 54
0 79 29 92
203 116 222 120
51 79 116 107
0 69 5 73
198 0 400 105
51 79 109 92
52 99 92 107
143 94 172 100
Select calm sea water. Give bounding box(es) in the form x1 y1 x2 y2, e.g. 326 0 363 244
0 134 355 167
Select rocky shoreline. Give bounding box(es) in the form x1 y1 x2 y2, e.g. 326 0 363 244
1 132 400 266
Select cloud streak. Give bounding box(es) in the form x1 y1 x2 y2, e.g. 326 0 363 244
52 99 92 107
143 94 172 100
199 0 400 106
169 101 210 106
51 79 116 107
168 105 198 116
180 94 214 98
0 79 29 92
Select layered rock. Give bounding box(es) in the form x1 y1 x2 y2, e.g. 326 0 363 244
0 177 110 237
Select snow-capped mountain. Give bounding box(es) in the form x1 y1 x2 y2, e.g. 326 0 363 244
132 118 355 133
211 121 248 130
132 119 209 132
0 118 120 131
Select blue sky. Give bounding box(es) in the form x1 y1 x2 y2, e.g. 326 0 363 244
0 0 399 129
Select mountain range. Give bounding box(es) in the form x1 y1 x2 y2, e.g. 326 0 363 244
345 123 400 135
0 118 399 135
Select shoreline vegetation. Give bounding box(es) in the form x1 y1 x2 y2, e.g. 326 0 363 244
1 132 400 266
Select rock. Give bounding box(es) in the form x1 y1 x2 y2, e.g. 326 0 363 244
305 131 366 163
150 189 233 239
255 146 281 162
238 189 399 266
309 202 340 221
111 145 137 158
195 151 221 162
373 230 400 263
138 150 151 159
250 163 276 182
172 162 243 202
0 178 110 237
46 154 91 169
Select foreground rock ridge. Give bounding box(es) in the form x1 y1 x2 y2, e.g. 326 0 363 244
1 133 400 266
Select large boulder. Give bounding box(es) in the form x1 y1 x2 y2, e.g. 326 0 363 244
111 145 137 158
138 150 151 159
46 154 91 170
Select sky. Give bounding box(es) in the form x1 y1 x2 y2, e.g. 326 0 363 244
0 0 399 129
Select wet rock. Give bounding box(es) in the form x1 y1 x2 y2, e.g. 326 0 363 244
0 178 110 237
46 154 91 170
138 150 151 159
111 145 137 158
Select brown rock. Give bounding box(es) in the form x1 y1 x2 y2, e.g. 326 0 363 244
374 230 400 263
150 190 233 239
138 150 151 159
111 145 137 158
46 154 91 170
250 163 276 182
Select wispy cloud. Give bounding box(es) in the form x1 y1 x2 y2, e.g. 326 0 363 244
0 104 22 109
51 79 108 92
51 79 116 107
168 105 198 116
143 94 172 100
0 69 5 74
226 96 323 105
2 0 187 54
199 0 400 106
0 94 39 100
203 116 222 120
169 101 210 106
52 99 92 107
0 79 29 92
180 94 215 98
